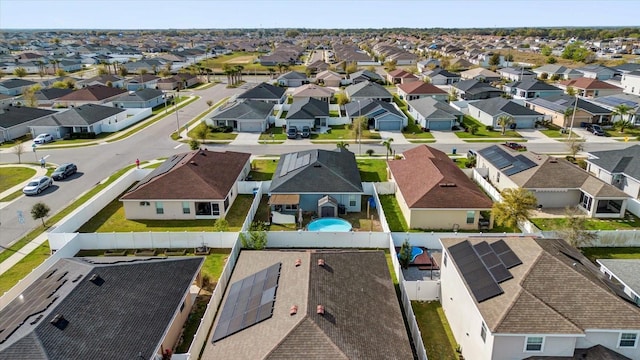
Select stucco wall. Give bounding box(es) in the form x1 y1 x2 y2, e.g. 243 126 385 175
492 335 576 360
410 209 483 231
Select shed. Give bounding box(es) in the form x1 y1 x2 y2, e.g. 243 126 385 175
318 195 338 217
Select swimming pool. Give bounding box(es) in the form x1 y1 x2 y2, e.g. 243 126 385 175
307 217 352 232
398 247 424 262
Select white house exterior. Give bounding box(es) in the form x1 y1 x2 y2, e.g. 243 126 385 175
468 97 543 130
621 71 640 96
598 259 640 306
586 145 640 200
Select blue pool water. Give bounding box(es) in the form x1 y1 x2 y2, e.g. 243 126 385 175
307 217 352 232
398 247 424 262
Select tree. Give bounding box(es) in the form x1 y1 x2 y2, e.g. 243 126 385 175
97 66 109 76
489 53 501 66
55 69 66 77
382 138 394 160
383 59 397 71
11 140 25 163
345 62 358 75
118 66 129 77
398 238 412 269
336 141 349 150
447 87 458 102
565 86 577 96
563 106 575 130
492 188 537 232
31 202 51 227
206 100 213 107
239 230 267 249
335 92 349 117
189 139 200 150
497 115 514 135
612 103 634 133
546 56 557 64
213 218 229 231
13 67 27 77
539 72 549 80
567 139 584 157
558 207 597 248
541 45 552 56
194 123 210 144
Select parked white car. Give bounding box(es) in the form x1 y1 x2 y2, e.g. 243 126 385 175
23 176 53 195
33 133 54 144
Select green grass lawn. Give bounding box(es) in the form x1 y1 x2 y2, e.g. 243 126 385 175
581 247 640 263
259 127 288 142
249 159 279 180
412 301 459 360
0 167 36 192
78 194 253 233
379 195 408 232
456 115 522 138
605 126 640 138
531 212 640 231
402 121 435 139
279 111 288 119
329 110 340 117
0 242 51 294
311 125 381 140
357 159 388 182
188 123 238 140
539 129 579 139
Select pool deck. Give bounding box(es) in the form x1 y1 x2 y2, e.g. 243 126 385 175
396 247 440 270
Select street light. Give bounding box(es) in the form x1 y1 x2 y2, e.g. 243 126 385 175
568 93 579 140
357 100 361 156
175 89 180 134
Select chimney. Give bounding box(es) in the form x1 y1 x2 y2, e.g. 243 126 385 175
317 258 325 267
294 258 302 267
316 305 325 315
290 305 298 315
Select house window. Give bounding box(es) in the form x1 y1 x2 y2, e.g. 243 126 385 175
224 196 230 211
182 202 190 214
480 322 487 343
155 202 164 215
466 211 475 224
496 172 500 183
212 203 220 216
579 192 593 211
619 333 638 348
349 194 357 207
525 336 544 352
139 201 150 207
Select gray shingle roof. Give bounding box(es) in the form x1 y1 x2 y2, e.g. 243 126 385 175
527 94 611 115
506 80 562 91
277 71 307 80
349 70 384 83
286 97 329 119
0 106 56 129
407 97 462 120
0 78 37 89
0 257 203 360
269 149 362 194
237 82 286 101
344 98 404 119
588 145 640 181
597 259 640 296
345 81 392 99
211 100 274 120
453 79 502 95
471 97 541 116
113 88 164 102
33 88 74 101
41 104 125 126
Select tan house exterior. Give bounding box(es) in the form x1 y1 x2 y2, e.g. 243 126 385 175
525 95 612 127
120 150 251 220
558 77 623 98
388 145 493 230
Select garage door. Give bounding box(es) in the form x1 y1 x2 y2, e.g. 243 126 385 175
427 120 451 131
240 121 263 132
377 120 402 131
515 118 534 129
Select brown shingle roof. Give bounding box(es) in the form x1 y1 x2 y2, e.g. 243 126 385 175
120 150 250 200
559 77 622 90
397 81 447 95
389 145 493 209
57 85 127 101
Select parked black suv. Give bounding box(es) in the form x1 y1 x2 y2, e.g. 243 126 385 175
586 124 605 136
287 126 298 139
301 126 311 138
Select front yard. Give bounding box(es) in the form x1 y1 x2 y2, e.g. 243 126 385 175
456 115 522 139
188 123 238 141
259 127 287 143
0 167 36 192
402 121 436 141
310 125 382 141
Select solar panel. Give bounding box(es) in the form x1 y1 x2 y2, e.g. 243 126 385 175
212 262 281 342
473 241 492 256
448 241 503 303
490 240 523 269
503 155 538 176
279 154 292 177
481 252 502 268
489 264 513 283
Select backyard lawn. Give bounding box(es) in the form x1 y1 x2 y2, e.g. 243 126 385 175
412 301 459 360
250 159 279 180
379 195 408 232
0 242 51 294
357 159 388 182
456 115 522 139
201 52 305 73
581 247 640 263
0 167 36 192
531 212 640 231
77 195 254 232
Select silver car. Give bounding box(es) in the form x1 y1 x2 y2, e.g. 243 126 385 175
23 176 53 195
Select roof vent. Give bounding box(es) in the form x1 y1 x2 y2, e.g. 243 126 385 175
50 314 68 330
317 259 325 267
290 305 298 315
316 305 325 315
439 183 457 187
190 161 196 165
549 157 558 163
313 164 321 168
295 258 302 267
89 274 104 286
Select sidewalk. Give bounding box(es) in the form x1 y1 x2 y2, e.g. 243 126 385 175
0 164 48 209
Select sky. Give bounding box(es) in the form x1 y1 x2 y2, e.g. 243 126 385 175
1 0 639 30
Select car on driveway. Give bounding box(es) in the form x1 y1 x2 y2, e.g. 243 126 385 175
287 126 298 139
33 133 54 144
502 142 527 151
586 124 605 136
301 126 311 138
51 163 77 180
23 176 53 195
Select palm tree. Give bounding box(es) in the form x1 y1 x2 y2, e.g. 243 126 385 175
563 107 574 131
382 138 394 160
612 103 634 134
336 141 349 150
497 115 514 135
335 92 349 117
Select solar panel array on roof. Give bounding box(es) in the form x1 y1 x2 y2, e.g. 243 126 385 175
503 155 538 176
212 263 281 342
490 240 523 269
483 147 512 169
596 96 638 108
132 153 188 189
279 153 311 177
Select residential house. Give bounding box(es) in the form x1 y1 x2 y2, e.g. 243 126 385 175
497 67 537 82
237 82 287 104
121 59 166 74
345 98 407 131
448 57 474 71
387 51 418 65
407 97 463 131
598 259 640 306
590 93 639 124
586 145 640 200
417 58 441 72
201 250 413 360
576 64 617 80
110 88 165 109
503 80 564 100
315 70 343 87
285 97 329 130
460 68 501 82
440 236 640 360
0 106 56 143
396 81 447 101
290 84 335 102
54 85 127 107
120 150 251 219
306 60 330 74
27 88 74 107
156 77 180 91
276 71 308 87
532 64 582 80
612 62 640 74
477 145 628 218
558 77 623 98
268 148 363 215
0 256 204 360
348 69 385 85
453 80 503 101
526 94 612 128
344 81 393 102
386 69 419 85
423 68 461 85
125 74 160 91
388 145 493 230
77 75 125 89
468 97 543 129
208 100 273 132
621 71 640 96
0 78 37 96
29 104 127 138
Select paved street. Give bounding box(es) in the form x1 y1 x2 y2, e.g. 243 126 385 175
0 81 634 249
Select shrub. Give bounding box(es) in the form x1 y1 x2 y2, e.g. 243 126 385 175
550 74 560 81
189 139 200 150
485 125 494 132
539 72 549 80
366 149 375 156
